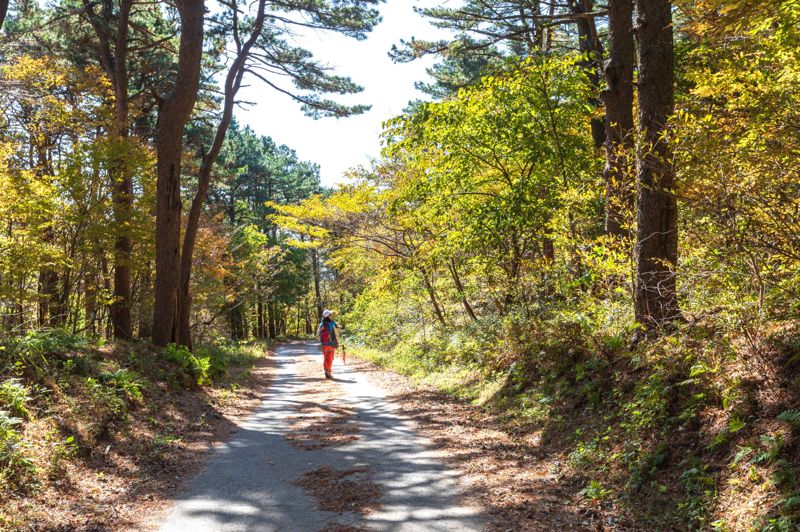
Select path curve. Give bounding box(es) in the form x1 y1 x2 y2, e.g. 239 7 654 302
159 341 485 531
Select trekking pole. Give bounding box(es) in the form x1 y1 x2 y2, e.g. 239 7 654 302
341 344 347 366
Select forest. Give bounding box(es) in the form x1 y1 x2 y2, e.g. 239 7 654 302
1 0 800 530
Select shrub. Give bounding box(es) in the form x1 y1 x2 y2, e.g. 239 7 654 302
164 344 212 386
46 434 77 480
98 369 143 402
0 410 36 491
1 329 87 375
84 377 127 422
0 379 31 419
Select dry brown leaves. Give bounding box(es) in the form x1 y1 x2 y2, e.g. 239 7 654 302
283 356 361 451
1 348 276 532
285 406 361 450
293 465 381 515
344 357 605 531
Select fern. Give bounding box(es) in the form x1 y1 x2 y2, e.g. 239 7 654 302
777 410 800 428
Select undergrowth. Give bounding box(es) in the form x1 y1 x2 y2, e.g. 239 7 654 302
0 328 268 509
349 316 800 530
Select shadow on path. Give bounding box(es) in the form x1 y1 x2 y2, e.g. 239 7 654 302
159 341 484 532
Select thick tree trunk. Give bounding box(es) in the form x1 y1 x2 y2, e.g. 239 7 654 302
152 0 204 347
176 0 266 348
0 0 9 30
634 0 680 327
602 0 635 237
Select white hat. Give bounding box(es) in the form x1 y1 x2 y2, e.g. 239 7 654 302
322 309 333 318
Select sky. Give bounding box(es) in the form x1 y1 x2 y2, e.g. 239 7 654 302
233 0 451 187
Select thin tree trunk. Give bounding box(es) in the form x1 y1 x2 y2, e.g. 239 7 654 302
137 264 153 338
311 248 323 321
448 258 477 322
602 0 635 237
420 268 447 327
152 0 205 347
176 0 267 348
570 0 606 150
38 268 58 327
109 0 134 340
257 293 265 338
267 301 276 339
81 0 135 339
634 0 680 327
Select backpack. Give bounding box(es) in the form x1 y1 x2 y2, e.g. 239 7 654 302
319 321 338 347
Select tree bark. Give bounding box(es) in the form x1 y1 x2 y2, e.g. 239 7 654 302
257 294 265 338
109 0 134 340
570 0 606 150
137 263 153 338
602 0 635 237
311 248 323 321
0 0 9 30
420 268 447 327
176 0 267 348
634 0 680 327
152 0 205 347
449 258 477 322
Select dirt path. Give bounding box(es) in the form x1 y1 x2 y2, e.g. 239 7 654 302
157 341 484 531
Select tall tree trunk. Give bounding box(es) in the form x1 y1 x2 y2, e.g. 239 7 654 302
176 0 267 348
86 276 97 337
109 0 134 340
602 0 635 237
570 0 606 150
311 248 323 321
152 0 204 347
81 0 135 339
38 226 60 327
0 0 9 30
634 0 680 327
101 255 112 338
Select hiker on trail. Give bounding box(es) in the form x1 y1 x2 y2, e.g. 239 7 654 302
318 309 341 379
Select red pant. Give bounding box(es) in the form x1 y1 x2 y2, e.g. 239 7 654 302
322 346 336 372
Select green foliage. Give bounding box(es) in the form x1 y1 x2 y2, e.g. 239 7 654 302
164 344 213 386
164 343 254 386
678 464 717 525
46 434 77 480
84 377 127 421
579 480 612 502
2 329 88 374
98 370 143 402
777 410 800 430
0 379 31 420
0 410 36 491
